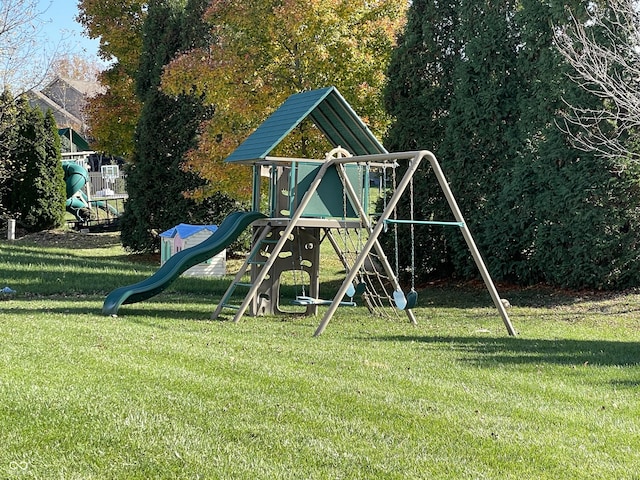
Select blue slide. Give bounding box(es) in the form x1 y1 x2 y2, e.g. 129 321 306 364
102 211 266 315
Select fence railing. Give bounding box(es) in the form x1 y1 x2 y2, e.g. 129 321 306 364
88 172 127 196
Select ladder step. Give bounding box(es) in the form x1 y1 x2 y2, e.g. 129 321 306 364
235 282 253 287
248 260 266 265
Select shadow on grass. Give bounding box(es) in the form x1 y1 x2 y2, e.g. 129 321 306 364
318 276 617 310
1 242 234 298
5 240 639 327
2 303 216 321
423 283 640 310
373 334 640 367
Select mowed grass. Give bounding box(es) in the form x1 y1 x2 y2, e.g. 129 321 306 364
0 232 639 479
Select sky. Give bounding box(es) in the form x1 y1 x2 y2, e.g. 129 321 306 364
37 0 101 61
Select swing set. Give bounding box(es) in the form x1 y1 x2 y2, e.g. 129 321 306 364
211 87 516 336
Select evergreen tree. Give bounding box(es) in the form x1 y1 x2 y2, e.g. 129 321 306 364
11 102 66 232
384 0 640 289
503 0 640 288
0 90 21 219
437 0 522 278
120 0 237 253
383 0 462 281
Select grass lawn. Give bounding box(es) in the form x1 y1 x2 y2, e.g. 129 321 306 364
0 230 639 479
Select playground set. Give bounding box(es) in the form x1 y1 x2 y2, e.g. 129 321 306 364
103 87 515 336
62 156 123 230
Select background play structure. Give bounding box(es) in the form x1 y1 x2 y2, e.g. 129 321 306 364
103 87 515 336
62 160 121 226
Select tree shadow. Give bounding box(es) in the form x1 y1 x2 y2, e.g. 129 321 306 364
0 241 235 298
371 334 640 367
409 280 640 310
2 304 215 322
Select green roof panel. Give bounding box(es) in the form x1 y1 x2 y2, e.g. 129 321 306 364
225 86 386 163
58 128 90 151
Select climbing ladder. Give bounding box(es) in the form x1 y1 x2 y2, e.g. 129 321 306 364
211 223 274 318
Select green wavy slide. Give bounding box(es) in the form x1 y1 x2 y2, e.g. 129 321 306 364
102 211 266 315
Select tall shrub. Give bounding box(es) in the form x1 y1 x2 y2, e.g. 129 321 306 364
384 0 640 289
383 0 462 280
10 103 66 232
0 90 20 219
120 0 238 253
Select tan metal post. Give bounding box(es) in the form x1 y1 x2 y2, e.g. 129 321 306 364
426 152 517 336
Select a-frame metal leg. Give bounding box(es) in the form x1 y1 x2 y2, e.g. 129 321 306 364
427 154 517 336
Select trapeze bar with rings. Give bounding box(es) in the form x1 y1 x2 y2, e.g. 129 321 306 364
384 219 465 228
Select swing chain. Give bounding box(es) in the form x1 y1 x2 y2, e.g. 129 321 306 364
410 172 416 293
392 164 400 279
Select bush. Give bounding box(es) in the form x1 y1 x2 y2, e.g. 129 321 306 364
4 99 65 232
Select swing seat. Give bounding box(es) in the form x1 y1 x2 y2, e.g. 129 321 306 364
292 296 356 307
406 289 418 309
393 289 407 310
346 281 366 298
393 288 418 310
293 281 364 307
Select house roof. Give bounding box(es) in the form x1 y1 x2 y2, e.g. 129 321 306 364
160 223 219 239
44 76 106 98
225 86 386 163
25 89 84 127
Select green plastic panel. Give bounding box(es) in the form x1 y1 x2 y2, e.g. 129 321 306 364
290 162 368 219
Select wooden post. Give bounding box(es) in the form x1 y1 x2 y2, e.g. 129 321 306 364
7 219 15 241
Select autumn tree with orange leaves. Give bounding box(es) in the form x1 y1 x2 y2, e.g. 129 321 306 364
161 0 408 200
77 0 146 157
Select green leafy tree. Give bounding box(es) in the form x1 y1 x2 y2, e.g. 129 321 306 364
0 90 21 219
120 0 238 253
503 0 640 289
384 0 640 290
77 0 147 158
437 0 522 278
161 0 408 200
83 65 140 158
382 0 462 282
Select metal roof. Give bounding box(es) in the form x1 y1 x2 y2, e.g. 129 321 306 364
225 86 386 163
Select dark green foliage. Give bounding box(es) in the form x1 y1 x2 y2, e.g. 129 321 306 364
121 0 242 253
383 0 462 282
384 0 640 290
3 99 65 232
179 0 213 51
120 88 239 252
0 90 20 219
